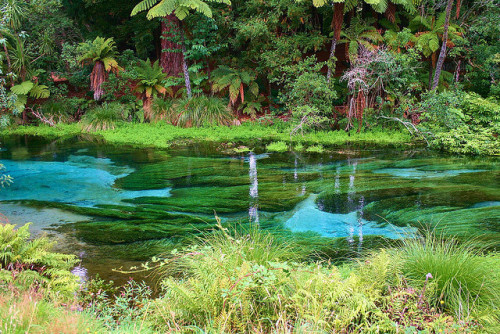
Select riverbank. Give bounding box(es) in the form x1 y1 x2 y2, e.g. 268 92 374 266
1 122 414 150
1 224 499 333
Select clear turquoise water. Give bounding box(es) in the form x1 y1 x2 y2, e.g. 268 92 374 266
0 135 498 282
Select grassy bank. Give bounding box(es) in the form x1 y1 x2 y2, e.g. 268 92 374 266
1 122 414 150
1 223 499 333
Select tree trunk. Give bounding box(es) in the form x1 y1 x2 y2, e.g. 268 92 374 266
160 14 184 76
143 96 153 122
431 0 454 90
454 60 461 82
90 61 107 101
428 58 434 90
0 33 12 85
327 3 345 83
180 26 192 99
385 2 396 23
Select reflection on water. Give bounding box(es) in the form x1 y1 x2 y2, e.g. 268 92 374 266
248 152 259 223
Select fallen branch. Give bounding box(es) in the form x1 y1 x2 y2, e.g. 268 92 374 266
29 108 56 127
377 115 432 146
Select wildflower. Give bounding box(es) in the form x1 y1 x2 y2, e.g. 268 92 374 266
426 273 433 279
440 300 445 304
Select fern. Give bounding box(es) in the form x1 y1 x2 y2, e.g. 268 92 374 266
132 0 231 21
0 224 79 295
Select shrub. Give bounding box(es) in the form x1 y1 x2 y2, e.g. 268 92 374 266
418 90 500 155
40 98 90 124
0 223 79 297
81 102 129 132
305 144 324 153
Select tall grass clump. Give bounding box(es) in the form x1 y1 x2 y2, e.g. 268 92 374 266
395 231 500 325
160 96 234 128
81 102 128 131
0 288 101 334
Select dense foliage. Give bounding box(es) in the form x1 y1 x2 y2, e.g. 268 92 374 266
0 0 498 154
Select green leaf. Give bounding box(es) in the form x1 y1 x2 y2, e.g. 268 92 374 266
11 81 34 95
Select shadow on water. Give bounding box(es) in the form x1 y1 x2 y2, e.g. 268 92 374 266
0 134 499 284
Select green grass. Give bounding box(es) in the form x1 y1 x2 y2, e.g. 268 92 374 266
1 121 413 149
395 231 500 325
145 227 494 333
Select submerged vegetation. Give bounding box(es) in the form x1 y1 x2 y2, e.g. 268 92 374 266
1 224 498 333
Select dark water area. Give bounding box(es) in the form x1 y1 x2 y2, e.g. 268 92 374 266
1 135 499 284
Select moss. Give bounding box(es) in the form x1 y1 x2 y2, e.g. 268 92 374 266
266 141 288 152
305 145 325 153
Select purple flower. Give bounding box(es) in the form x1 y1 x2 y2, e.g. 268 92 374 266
426 273 433 279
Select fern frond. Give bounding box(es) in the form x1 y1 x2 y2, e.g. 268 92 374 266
131 0 161 16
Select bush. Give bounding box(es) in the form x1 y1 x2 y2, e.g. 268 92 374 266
0 223 79 297
276 57 337 133
417 89 500 155
40 97 91 124
266 141 288 152
81 102 130 132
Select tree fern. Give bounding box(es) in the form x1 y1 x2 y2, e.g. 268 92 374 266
132 0 231 20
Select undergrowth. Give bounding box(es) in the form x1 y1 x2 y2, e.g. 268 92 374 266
1 223 497 333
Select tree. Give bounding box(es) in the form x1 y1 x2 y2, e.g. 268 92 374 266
431 0 454 90
211 65 258 111
410 10 462 89
338 17 383 62
77 37 122 101
160 14 184 76
133 59 167 121
131 0 231 99
312 0 415 82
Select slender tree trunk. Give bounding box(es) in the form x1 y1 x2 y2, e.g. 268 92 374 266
179 24 192 99
456 0 462 19
432 0 454 90
160 14 184 76
0 33 12 85
428 58 434 90
327 3 345 83
455 60 461 82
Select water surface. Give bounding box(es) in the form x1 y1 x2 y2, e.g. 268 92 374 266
1 135 498 282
